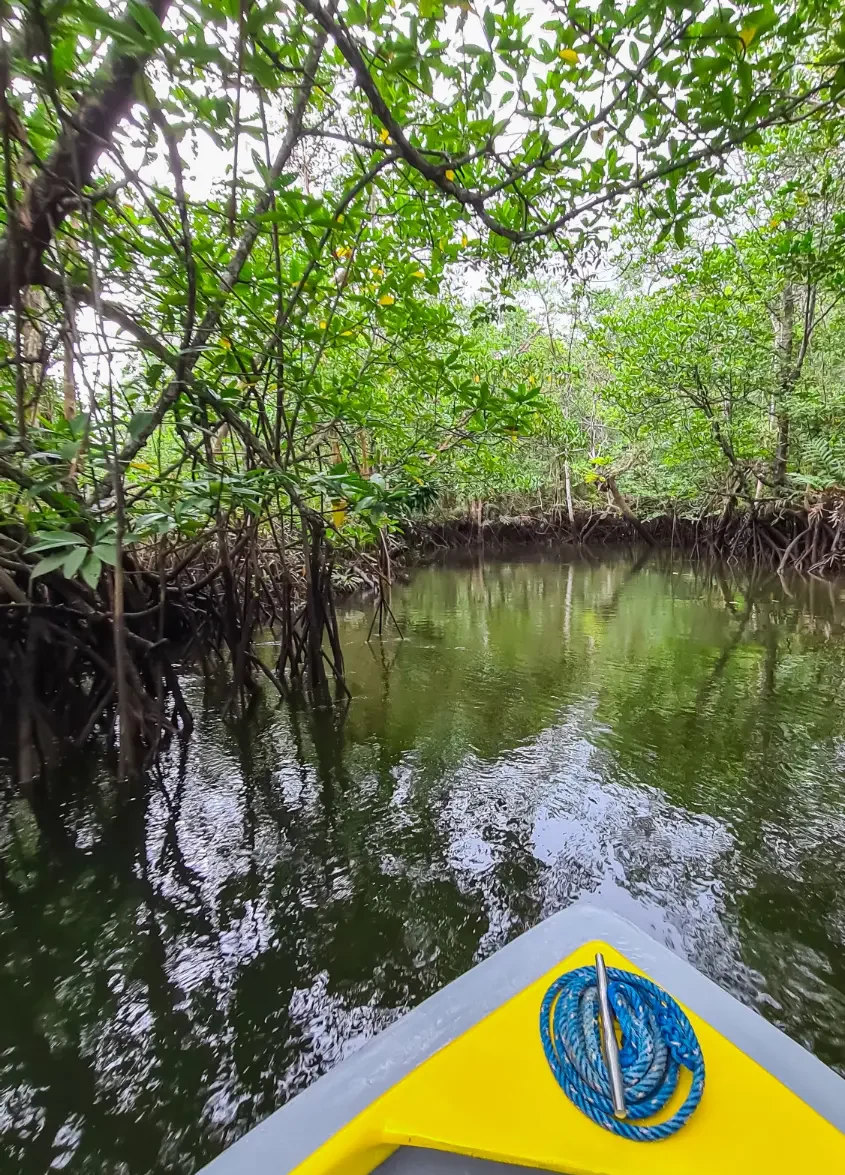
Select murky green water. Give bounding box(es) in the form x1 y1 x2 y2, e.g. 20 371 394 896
2 552 845 1174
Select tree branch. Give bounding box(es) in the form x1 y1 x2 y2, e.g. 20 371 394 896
0 0 172 309
112 20 330 471
296 0 837 246
40 270 178 365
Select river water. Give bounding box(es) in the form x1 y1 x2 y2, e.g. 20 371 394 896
2 552 845 1173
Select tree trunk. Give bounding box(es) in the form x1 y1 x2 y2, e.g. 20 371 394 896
716 485 737 544
63 324 77 420
564 458 578 537
301 516 329 692
0 0 174 309
773 413 790 488
772 283 794 486
358 429 370 476
604 474 655 547
23 287 47 420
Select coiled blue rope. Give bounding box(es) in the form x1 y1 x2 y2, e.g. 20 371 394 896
540 964 705 1141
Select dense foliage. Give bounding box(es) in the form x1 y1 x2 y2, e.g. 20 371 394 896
2 0 845 769
457 126 845 518
2 0 844 533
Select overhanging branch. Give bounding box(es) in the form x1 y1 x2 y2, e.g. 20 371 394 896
296 0 839 246
0 0 172 309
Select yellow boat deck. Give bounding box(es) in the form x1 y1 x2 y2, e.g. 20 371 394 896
200 905 845 1175
296 939 845 1175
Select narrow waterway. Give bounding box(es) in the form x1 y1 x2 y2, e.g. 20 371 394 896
2 552 845 1174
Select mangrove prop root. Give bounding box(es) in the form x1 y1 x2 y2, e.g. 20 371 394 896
367 528 404 642
0 521 351 781
5 500 841 782
403 498 845 577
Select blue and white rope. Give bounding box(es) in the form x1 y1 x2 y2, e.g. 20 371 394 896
540 964 705 1141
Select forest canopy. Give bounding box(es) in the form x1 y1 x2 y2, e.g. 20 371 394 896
2 0 845 772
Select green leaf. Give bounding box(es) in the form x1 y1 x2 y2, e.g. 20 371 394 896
80 554 103 590
31 551 69 578
52 35 78 77
483 7 495 42
74 0 148 47
127 0 167 46
93 543 119 566
29 531 88 552
69 412 90 440
62 546 89 579
128 410 156 440
59 440 82 462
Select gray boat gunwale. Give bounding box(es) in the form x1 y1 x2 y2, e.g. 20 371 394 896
200 901 845 1174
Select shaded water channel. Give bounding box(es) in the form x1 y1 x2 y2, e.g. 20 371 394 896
2 552 845 1174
